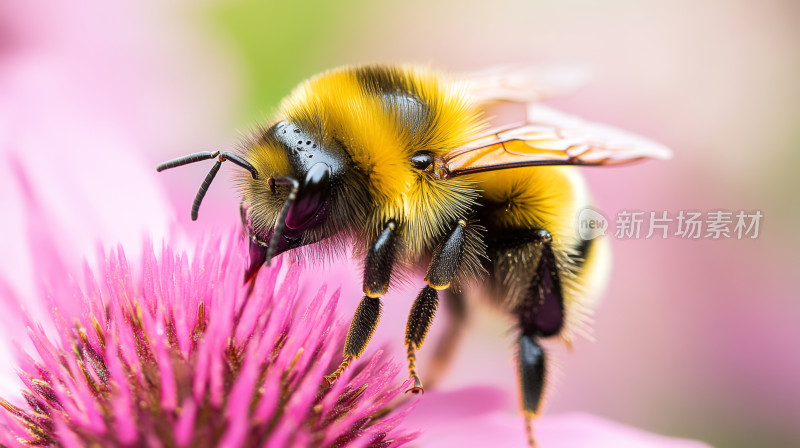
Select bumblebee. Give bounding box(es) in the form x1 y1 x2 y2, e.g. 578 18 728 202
158 65 670 446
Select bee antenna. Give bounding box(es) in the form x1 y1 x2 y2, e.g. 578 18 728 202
157 151 219 172
191 159 222 221
157 151 259 221
265 176 300 266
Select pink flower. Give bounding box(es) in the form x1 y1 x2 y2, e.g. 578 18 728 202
405 387 711 447
0 173 710 447
0 4 714 445
0 232 416 447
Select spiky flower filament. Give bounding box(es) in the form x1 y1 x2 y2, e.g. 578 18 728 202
0 234 415 448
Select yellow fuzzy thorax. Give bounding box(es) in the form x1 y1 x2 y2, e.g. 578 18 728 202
279 66 483 190
274 65 487 257
471 166 589 249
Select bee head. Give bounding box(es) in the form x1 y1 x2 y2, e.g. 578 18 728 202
241 120 352 272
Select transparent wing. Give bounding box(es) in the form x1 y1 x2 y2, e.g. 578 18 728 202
443 105 672 177
463 65 590 105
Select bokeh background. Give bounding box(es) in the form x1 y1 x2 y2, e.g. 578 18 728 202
1 1 798 447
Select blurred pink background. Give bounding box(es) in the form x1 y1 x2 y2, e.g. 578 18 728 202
1 1 798 447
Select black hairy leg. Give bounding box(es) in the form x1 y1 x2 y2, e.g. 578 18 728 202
404 286 438 393
324 221 398 385
516 230 564 338
404 219 469 393
324 295 382 384
518 334 546 448
424 288 467 388
512 229 564 447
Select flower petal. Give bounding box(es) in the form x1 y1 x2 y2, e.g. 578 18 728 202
406 387 709 447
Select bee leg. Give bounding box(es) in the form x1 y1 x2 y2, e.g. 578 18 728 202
324 221 399 386
518 334 546 447
405 286 438 393
515 230 564 447
424 289 466 388
404 219 468 394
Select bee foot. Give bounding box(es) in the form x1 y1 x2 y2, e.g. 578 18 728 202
323 375 337 387
404 375 424 394
324 356 352 387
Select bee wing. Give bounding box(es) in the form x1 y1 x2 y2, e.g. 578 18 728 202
444 105 672 177
463 65 590 105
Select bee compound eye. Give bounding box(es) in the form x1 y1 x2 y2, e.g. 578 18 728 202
411 152 434 171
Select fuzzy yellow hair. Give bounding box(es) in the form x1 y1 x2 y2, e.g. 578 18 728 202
242 65 487 261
